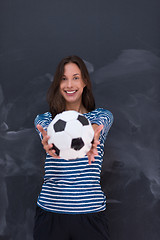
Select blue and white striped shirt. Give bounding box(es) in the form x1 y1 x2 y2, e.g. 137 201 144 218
34 108 113 214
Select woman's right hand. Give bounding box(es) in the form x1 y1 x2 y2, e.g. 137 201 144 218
37 124 60 158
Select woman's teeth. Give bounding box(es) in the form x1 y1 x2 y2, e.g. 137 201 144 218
66 90 76 93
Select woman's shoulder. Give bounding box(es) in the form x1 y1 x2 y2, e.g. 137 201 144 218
86 108 114 125
36 111 52 118
34 111 52 124
88 108 113 118
84 107 113 122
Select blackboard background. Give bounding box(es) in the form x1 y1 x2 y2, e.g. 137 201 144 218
0 0 160 239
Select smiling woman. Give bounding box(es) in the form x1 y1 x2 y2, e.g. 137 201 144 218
33 55 113 240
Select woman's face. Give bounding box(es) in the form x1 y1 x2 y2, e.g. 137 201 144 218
59 62 86 106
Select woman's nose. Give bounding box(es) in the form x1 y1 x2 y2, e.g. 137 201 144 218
66 79 73 88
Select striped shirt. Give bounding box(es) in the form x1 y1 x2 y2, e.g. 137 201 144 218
34 108 113 214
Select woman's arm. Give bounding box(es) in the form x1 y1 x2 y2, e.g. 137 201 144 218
92 124 102 139
87 124 103 165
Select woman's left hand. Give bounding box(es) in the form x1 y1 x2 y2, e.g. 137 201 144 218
87 124 103 165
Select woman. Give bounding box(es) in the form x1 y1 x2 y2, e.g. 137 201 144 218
33 55 113 240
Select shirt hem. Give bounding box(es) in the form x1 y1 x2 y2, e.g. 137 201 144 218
37 202 106 215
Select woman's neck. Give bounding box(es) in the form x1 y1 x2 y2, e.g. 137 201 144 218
65 102 88 114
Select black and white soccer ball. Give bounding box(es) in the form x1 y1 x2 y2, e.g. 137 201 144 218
47 110 94 160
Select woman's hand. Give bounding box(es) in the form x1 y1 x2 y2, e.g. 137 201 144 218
37 123 103 163
37 124 60 158
87 124 103 165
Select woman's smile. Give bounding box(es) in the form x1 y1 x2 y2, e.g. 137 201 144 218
64 90 77 95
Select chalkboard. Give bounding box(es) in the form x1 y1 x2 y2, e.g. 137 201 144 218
0 0 160 239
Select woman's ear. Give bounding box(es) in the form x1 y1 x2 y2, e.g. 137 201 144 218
83 85 87 91
83 79 87 88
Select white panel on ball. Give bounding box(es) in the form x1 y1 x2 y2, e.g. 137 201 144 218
60 148 80 160
59 110 79 121
49 131 71 150
65 120 82 138
82 125 94 143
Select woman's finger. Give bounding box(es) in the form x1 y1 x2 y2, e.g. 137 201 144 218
43 142 53 152
94 125 103 139
88 153 95 165
48 149 60 159
92 140 100 148
41 135 50 146
37 124 47 138
87 147 97 164
92 148 98 156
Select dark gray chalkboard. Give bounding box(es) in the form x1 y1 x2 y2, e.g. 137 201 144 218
0 0 160 239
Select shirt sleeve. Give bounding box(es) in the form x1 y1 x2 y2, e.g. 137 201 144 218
91 108 114 142
34 112 52 140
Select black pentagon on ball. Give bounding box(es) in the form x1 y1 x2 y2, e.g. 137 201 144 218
51 144 60 156
91 137 94 144
71 138 84 151
77 115 89 126
53 119 66 132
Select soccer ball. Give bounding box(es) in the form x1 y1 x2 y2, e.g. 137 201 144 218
47 110 94 160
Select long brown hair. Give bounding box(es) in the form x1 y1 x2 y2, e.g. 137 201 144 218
47 55 95 118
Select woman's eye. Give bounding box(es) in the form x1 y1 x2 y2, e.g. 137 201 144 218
62 77 66 81
73 77 79 80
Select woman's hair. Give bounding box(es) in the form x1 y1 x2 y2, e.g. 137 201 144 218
47 55 95 118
